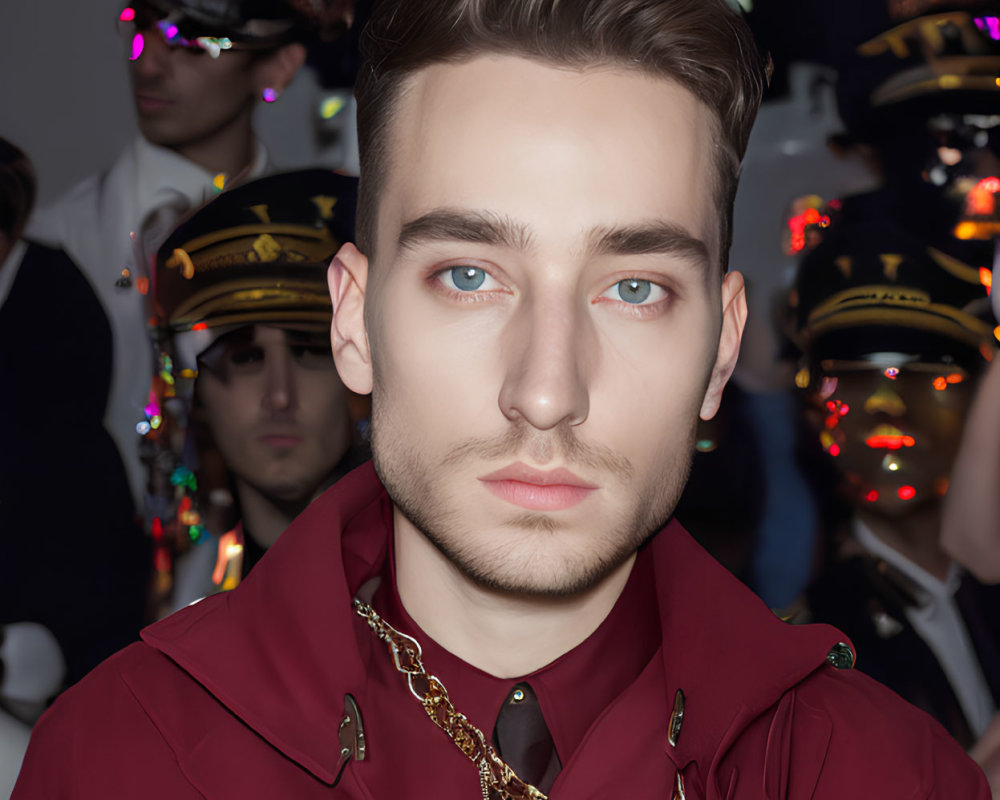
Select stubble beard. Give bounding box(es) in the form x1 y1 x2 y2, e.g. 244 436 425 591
371 403 695 599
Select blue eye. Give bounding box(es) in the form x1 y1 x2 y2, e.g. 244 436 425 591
598 278 668 307
615 279 651 304
449 266 487 291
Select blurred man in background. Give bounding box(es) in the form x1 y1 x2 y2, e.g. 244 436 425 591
789 214 1000 782
14 0 350 510
145 168 365 614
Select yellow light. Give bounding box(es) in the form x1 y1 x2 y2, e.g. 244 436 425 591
795 367 810 389
939 75 961 89
213 173 226 191
954 221 977 239
320 96 346 120
993 324 1000 343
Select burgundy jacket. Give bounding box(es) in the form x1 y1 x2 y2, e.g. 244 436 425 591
14 463 989 798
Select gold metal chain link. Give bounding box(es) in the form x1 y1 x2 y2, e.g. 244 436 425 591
353 599 548 800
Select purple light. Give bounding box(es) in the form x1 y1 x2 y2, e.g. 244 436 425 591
130 32 144 60
164 23 179 40
262 88 278 103
975 16 1000 41
119 6 136 21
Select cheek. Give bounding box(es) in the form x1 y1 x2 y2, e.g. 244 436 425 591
198 379 256 446
178 59 254 109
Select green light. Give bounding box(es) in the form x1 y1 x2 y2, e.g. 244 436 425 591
320 96 346 120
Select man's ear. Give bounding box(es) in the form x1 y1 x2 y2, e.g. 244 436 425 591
328 242 373 394
700 270 748 420
252 43 306 98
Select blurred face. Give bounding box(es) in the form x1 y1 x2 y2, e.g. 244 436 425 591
197 325 352 507
803 353 976 516
337 56 746 597
123 3 259 151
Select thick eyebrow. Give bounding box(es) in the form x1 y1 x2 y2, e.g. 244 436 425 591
397 209 711 271
588 221 711 269
398 209 534 253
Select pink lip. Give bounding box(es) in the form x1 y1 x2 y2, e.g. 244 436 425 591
478 463 597 511
135 94 173 112
259 434 302 448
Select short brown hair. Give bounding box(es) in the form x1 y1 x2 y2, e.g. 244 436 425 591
0 138 36 242
354 0 768 267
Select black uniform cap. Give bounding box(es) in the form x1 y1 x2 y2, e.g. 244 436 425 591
140 0 351 44
816 0 1000 139
153 168 357 335
790 209 994 365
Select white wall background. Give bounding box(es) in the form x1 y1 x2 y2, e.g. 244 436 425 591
0 0 352 206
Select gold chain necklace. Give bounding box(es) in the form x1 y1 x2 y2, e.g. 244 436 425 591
353 599 548 800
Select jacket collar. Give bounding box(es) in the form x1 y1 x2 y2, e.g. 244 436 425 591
651 525 850 775
143 462 849 783
143 462 387 784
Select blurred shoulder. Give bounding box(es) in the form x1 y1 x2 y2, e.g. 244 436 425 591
794 666 988 799
12 642 202 798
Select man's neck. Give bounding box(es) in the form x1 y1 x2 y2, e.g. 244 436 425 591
856 502 951 581
169 111 257 179
393 507 636 679
234 480 310 551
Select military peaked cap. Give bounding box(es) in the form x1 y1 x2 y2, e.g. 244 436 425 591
154 168 356 335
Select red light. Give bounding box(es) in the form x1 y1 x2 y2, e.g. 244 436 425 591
980 267 993 296
967 177 999 216
884 367 899 379
946 373 964 384
828 444 841 457
786 207 825 255
898 485 916 500
120 6 136 21
192 322 208 331
865 490 879 503
933 376 948 391
866 435 916 449
839 403 850 416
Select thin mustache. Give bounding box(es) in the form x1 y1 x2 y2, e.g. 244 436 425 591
441 422 634 482
132 80 170 99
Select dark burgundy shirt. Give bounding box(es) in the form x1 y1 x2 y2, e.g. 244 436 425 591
368 525 661 774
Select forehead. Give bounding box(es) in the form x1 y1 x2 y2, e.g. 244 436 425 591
376 55 720 263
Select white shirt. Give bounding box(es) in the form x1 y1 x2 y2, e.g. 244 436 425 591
20 137 269 503
854 518 997 738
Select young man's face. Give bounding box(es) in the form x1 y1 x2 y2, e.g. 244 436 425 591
805 354 975 516
128 29 258 152
197 325 352 510
333 56 746 596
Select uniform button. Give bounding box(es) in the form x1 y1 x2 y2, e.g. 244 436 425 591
668 688 685 747
826 642 855 670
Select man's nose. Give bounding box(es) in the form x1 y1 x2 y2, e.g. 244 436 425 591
498 294 592 431
130 28 170 75
262 348 296 412
864 384 907 416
